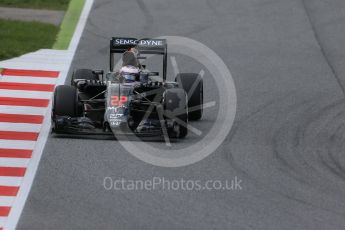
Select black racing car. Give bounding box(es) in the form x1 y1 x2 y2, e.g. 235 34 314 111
52 37 203 138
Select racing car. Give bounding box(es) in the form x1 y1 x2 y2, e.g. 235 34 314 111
51 37 203 138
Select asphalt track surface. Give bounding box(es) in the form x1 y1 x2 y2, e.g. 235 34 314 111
17 0 345 229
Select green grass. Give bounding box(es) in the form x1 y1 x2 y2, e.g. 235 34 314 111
0 19 59 61
0 0 70 10
53 0 85 50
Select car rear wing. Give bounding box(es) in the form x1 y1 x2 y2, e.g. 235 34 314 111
109 37 168 80
110 37 167 54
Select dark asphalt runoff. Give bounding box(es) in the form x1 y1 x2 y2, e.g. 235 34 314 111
17 0 345 229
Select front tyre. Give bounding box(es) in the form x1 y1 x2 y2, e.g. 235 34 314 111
164 88 188 138
175 73 203 121
53 85 79 118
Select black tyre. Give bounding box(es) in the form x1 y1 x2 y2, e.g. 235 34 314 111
71 69 98 86
164 88 188 138
175 73 203 120
53 85 79 117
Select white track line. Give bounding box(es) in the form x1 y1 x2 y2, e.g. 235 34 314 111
0 217 7 227
0 177 22 187
0 76 57 85
0 197 15 207
4 1 95 229
0 90 53 99
0 122 41 132
0 158 30 168
0 140 36 149
0 105 47 116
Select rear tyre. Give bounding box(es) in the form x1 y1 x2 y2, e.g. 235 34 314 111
71 69 98 86
175 73 203 121
53 85 79 117
164 88 188 138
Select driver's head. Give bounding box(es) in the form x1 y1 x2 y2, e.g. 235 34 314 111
119 65 139 82
122 48 139 67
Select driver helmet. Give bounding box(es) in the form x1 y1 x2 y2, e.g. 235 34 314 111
119 65 140 82
122 48 139 67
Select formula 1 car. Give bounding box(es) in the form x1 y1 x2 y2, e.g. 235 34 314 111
52 37 203 138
